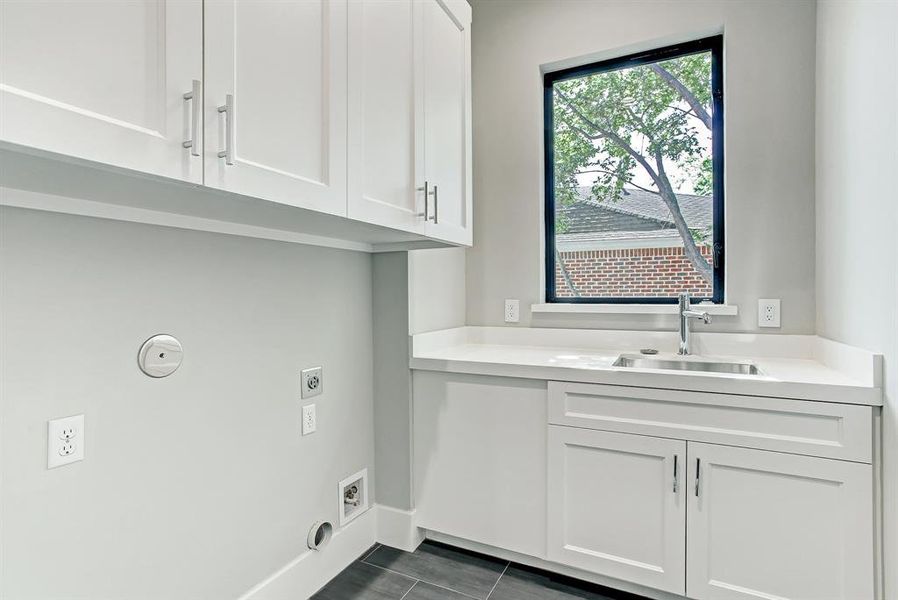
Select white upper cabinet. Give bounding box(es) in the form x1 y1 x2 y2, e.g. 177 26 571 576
347 0 423 233
348 0 472 245
687 443 874 600
203 0 347 215
421 0 472 245
0 0 471 248
547 426 687 595
0 0 203 183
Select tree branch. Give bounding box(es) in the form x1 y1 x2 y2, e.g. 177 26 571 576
650 64 712 130
622 105 656 142
556 90 660 181
652 148 712 281
667 104 699 119
555 248 580 297
575 169 659 194
555 88 713 284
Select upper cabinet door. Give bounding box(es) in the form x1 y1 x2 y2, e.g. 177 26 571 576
687 443 874 600
204 0 347 216
547 426 687 595
421 0 472 246
347 0 425 233
0 0 203 183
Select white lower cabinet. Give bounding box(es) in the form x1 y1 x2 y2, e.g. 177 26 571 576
687 443 874 600
413 373 549 558
414 376 877 599
547 427 875 599
547 426 687 595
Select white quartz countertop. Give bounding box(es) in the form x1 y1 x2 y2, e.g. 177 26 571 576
410 327 883 406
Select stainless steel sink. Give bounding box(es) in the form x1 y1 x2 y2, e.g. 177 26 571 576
613 354 762 375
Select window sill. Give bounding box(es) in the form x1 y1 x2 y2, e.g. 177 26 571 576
530 303 739 316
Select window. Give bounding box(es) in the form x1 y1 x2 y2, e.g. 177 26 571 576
544 36 724 304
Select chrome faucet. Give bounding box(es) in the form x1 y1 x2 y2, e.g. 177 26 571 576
678 292 711 355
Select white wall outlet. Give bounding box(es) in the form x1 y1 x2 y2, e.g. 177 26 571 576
301 366 323 399
301 404 317 435
48 414 84 469
504 299 520 323
758 299 781 328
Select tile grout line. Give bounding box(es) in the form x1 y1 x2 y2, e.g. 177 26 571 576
360 543 382 562
398 580 419 600
360 559 481 600
484 562 510 600
360 560 418 586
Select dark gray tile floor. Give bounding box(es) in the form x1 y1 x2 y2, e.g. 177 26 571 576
312 541 648 600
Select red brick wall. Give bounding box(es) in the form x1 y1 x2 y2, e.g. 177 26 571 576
555 246 713 298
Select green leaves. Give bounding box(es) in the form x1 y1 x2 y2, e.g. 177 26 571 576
552 52 712 207
550 50 715 285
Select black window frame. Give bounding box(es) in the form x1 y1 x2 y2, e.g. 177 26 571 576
544 35 725 304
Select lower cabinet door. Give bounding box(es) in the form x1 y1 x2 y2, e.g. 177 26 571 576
687 442 874 600
547 426 686 594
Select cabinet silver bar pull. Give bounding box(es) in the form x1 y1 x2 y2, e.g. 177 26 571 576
695 458 701 497
672 455 679 493
432 184 439 224
182 79 201 156
217 94 234 165
416 181 430 221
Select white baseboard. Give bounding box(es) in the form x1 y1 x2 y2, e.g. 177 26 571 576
376 505 425 552
237 508 377 600
236 505 424 600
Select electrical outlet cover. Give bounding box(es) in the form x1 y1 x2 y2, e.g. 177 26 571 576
504 299 520 323
302 404 317 435
301 367 323 399
48 414 84 469
758 299 781 328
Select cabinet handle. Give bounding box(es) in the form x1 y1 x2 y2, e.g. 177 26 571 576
217 94 234 165
672 455 679 493
432 184 439 224
695 458 701 497
417 181 430 221
182 79 201 157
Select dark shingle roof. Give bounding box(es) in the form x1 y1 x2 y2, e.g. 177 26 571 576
559 187 712 235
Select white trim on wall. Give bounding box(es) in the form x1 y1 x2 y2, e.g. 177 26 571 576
237 507 377 600
235 505 424 600
377 506 425 552
531 303 738 316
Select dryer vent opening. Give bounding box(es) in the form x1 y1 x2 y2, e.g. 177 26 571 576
307 521 333 551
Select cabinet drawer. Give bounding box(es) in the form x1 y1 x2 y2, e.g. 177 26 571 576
548 382 872 463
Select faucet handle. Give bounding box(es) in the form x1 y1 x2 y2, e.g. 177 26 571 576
681 309 712 324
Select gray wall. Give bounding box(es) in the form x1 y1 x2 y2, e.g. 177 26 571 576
467 0 817 333
409 248 466 335
372 252 413 510
372 248 467 512
0 207 375 599
815 1 898 596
